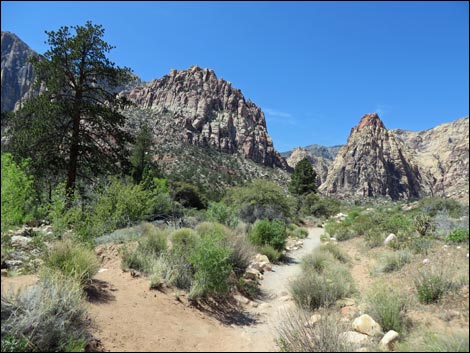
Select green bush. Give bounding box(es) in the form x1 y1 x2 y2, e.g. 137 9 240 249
364 229 385 248
189 232 233 298
249 219 287 251
398 330 469 352
414 213 436 236
367 281 409 333
418 197 463 218
44 239 99 285
225 233 256 276
1 271 88 352
149 251 194 291
195 222 229 239
301 250 334 273
301 193 341 218
446 228 469 243
287 224 308 239
414 262 455 304
259 244 282 263
171 228 199 252
206 202 239 228
325 221 356 241
170 181 207 209
291 263 355 310
224 179 293 223
1 153 35 232
237 278 261 300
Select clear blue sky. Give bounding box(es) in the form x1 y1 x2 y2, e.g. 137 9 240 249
2 1 468 152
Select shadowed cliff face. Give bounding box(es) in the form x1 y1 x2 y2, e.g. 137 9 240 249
1 31 37 112
120 65 289 170
320 113 427 200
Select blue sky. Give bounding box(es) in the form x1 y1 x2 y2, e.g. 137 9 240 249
2 1 468 152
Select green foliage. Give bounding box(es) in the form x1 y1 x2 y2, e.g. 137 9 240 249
290 263 355 310
225 233 256 276
398 330 469 352
129 123 160 184
44 239 99 285
414 213 436 236
171 181 208 210
364 229 385 248
417 197 464 218
224 179 292 223
8 22 134 196
289 158 318 196
206 202 239 228
237 278 261 300
259 244 282 263
367 281 408 333
1 271 88 352
301 250 334 273
171 228 199 252
446 228 469 243
189 232 232 298
1 153 35 232
249 219 287 251
195 222 229 239
414 262 455 304
301 193 340 218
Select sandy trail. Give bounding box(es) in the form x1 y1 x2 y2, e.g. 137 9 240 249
1 228 323 352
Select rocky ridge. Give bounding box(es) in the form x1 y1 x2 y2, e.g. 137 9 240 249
320 113 428 200
1 31 37 112
120 65 289 170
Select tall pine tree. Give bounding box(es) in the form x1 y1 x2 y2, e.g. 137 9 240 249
7 21 134 197
289 157 317 195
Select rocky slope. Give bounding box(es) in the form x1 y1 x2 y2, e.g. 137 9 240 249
320 113 428 200
285 147 331 186
1 31 37 112
392 117 469 202
120 65 289 170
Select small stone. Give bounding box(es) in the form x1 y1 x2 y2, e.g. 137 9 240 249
11 235 32 247
5 259 23 268
244 268 262 280
305 313 322 327
255 254 270 264
339 331 370 345
422 258 429 264
1 269 8 277
384 233 397 245
379 330 399 350
456 246 461 249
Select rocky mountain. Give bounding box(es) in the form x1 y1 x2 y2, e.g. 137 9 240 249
281 144 342 160
120 65 289 170
1 31 37 112
319 113 428 200
284 147 331 186
392 117 469 202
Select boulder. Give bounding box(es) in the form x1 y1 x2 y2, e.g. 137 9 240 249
10 235 32 247
255 254 270 264
339 331 371 345
244 268 262 281
352 314 383 337
384 233 397 245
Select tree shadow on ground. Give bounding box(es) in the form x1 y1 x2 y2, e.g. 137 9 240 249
191 296 258 327
85 279 116 304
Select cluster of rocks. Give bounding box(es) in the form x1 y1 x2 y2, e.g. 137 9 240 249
1 223 54 275
243 254 273 282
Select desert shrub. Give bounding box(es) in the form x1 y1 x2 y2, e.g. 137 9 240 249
291 263 355 310
414 261 456 304
44 239 99 285
1 153 35 233
350 213 376 237
249 219 287 251
383 214 413 235
259 244 282 263
300 193 341 218
367 281 409 333
414 213 436 236
195 221 230 239
287 224 309 239
418 197 463 218
170 181 207 209
206 202 239 228
364 229 385 248
410 237 434 254
446 228 469 243
376 249 413 273
149 251 194 290
1 271 88 352
224 179 293 223
398 330 469 352
277 310 351 352
94 226 141 245
320 243 349 263
224 233 256 276
189 232 232 298
325 221 356 241
301 250 334 273
171 228 199 251
237 278 261 300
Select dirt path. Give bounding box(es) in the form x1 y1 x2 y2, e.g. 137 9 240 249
1 228 323 352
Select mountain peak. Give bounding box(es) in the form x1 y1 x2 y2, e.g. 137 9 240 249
356 112 385 130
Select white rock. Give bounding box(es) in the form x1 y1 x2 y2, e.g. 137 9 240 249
11 235 32 246
384 233 397 245
339 331 370 345
305 313 322 327
456 246 461 249
255 254 270 264
422 258 429 264
379 330 399 350
330 237 337 242
98 268 108 273
352 314 383 337
244 268 261 280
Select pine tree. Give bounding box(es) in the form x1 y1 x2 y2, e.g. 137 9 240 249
7 21 134 197
289 157 317 195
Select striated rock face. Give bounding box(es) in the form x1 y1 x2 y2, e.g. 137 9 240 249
1 31 37 112
392 117 469 203
320 113 427 200
286 147 332 186
120 65 289 169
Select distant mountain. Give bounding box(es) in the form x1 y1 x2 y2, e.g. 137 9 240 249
319 113 427 200
281 144 341 160
1 31 37 112
392 117 469 203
